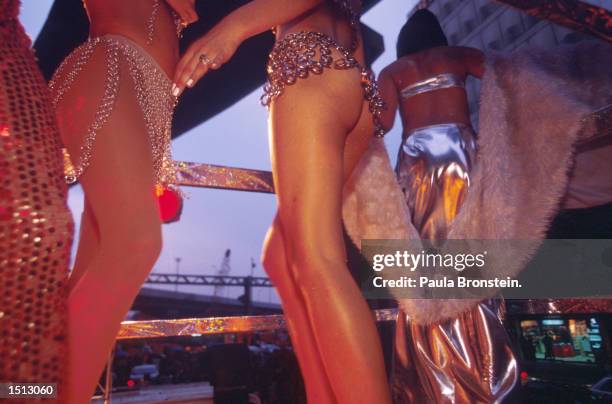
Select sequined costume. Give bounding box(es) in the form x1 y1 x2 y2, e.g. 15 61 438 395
0 0 73 396
261 1 386 138
49 0 179 187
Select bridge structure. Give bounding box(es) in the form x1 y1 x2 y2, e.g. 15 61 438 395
132 274 279 319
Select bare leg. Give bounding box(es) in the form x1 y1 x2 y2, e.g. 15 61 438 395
269 66 391 403
262 218 336 404
55 51 162 403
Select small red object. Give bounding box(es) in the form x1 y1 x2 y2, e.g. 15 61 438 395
155 185 183 224
127 379 135 388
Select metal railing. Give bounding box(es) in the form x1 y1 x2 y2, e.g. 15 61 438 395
146 273 273 287
98 309 398 403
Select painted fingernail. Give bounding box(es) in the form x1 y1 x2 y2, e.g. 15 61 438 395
172 85 180 97
186 78 194 87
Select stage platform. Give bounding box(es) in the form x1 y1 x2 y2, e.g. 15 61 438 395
92 382 213 403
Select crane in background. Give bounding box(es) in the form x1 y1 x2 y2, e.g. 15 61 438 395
214 249 232 297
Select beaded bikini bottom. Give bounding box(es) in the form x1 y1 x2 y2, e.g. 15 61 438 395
261 31 386 138
49 34 177 186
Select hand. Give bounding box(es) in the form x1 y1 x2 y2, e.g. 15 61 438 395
172 21 241 96
165 0 198 26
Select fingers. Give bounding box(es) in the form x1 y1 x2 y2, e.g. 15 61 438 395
209 53 224 70
180 6 198 25
186 61 210 89
168 0 198 26
173 50 201 96
173 47 216 97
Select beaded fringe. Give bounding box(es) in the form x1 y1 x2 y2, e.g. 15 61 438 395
49 35 177 187
262 31 386 138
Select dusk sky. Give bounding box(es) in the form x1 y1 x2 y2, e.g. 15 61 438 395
20 0 416 302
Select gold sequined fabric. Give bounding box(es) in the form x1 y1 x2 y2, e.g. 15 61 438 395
49 35 177 187
0 1 73 398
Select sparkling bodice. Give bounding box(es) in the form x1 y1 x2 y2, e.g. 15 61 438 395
400 73 465 99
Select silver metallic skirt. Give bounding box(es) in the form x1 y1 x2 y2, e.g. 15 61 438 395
396 123 476 241
393 123 518 403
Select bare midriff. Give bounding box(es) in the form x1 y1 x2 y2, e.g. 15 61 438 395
84 0 178 77
399 89 472 134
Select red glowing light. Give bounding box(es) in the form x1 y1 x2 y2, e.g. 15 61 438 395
520 371 528 381
156 186 183 224
127 379 135 388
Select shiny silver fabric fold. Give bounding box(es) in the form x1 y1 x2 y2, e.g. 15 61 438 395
392 123 517 403
393 301 518 403
400 73 465 99
396 123 475 241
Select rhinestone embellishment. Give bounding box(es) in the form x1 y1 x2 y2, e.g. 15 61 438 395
49 36 178 186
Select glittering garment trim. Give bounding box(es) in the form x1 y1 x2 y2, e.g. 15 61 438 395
400 73 465 99
328 0 360 52
1 11 72 393
0 0 19 21
147 0 185 43
261 31 386 138
49 35 177 186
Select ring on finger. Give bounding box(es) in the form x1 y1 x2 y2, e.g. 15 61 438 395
199 53 211 66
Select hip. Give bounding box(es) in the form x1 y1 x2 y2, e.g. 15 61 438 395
398 123 477 171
